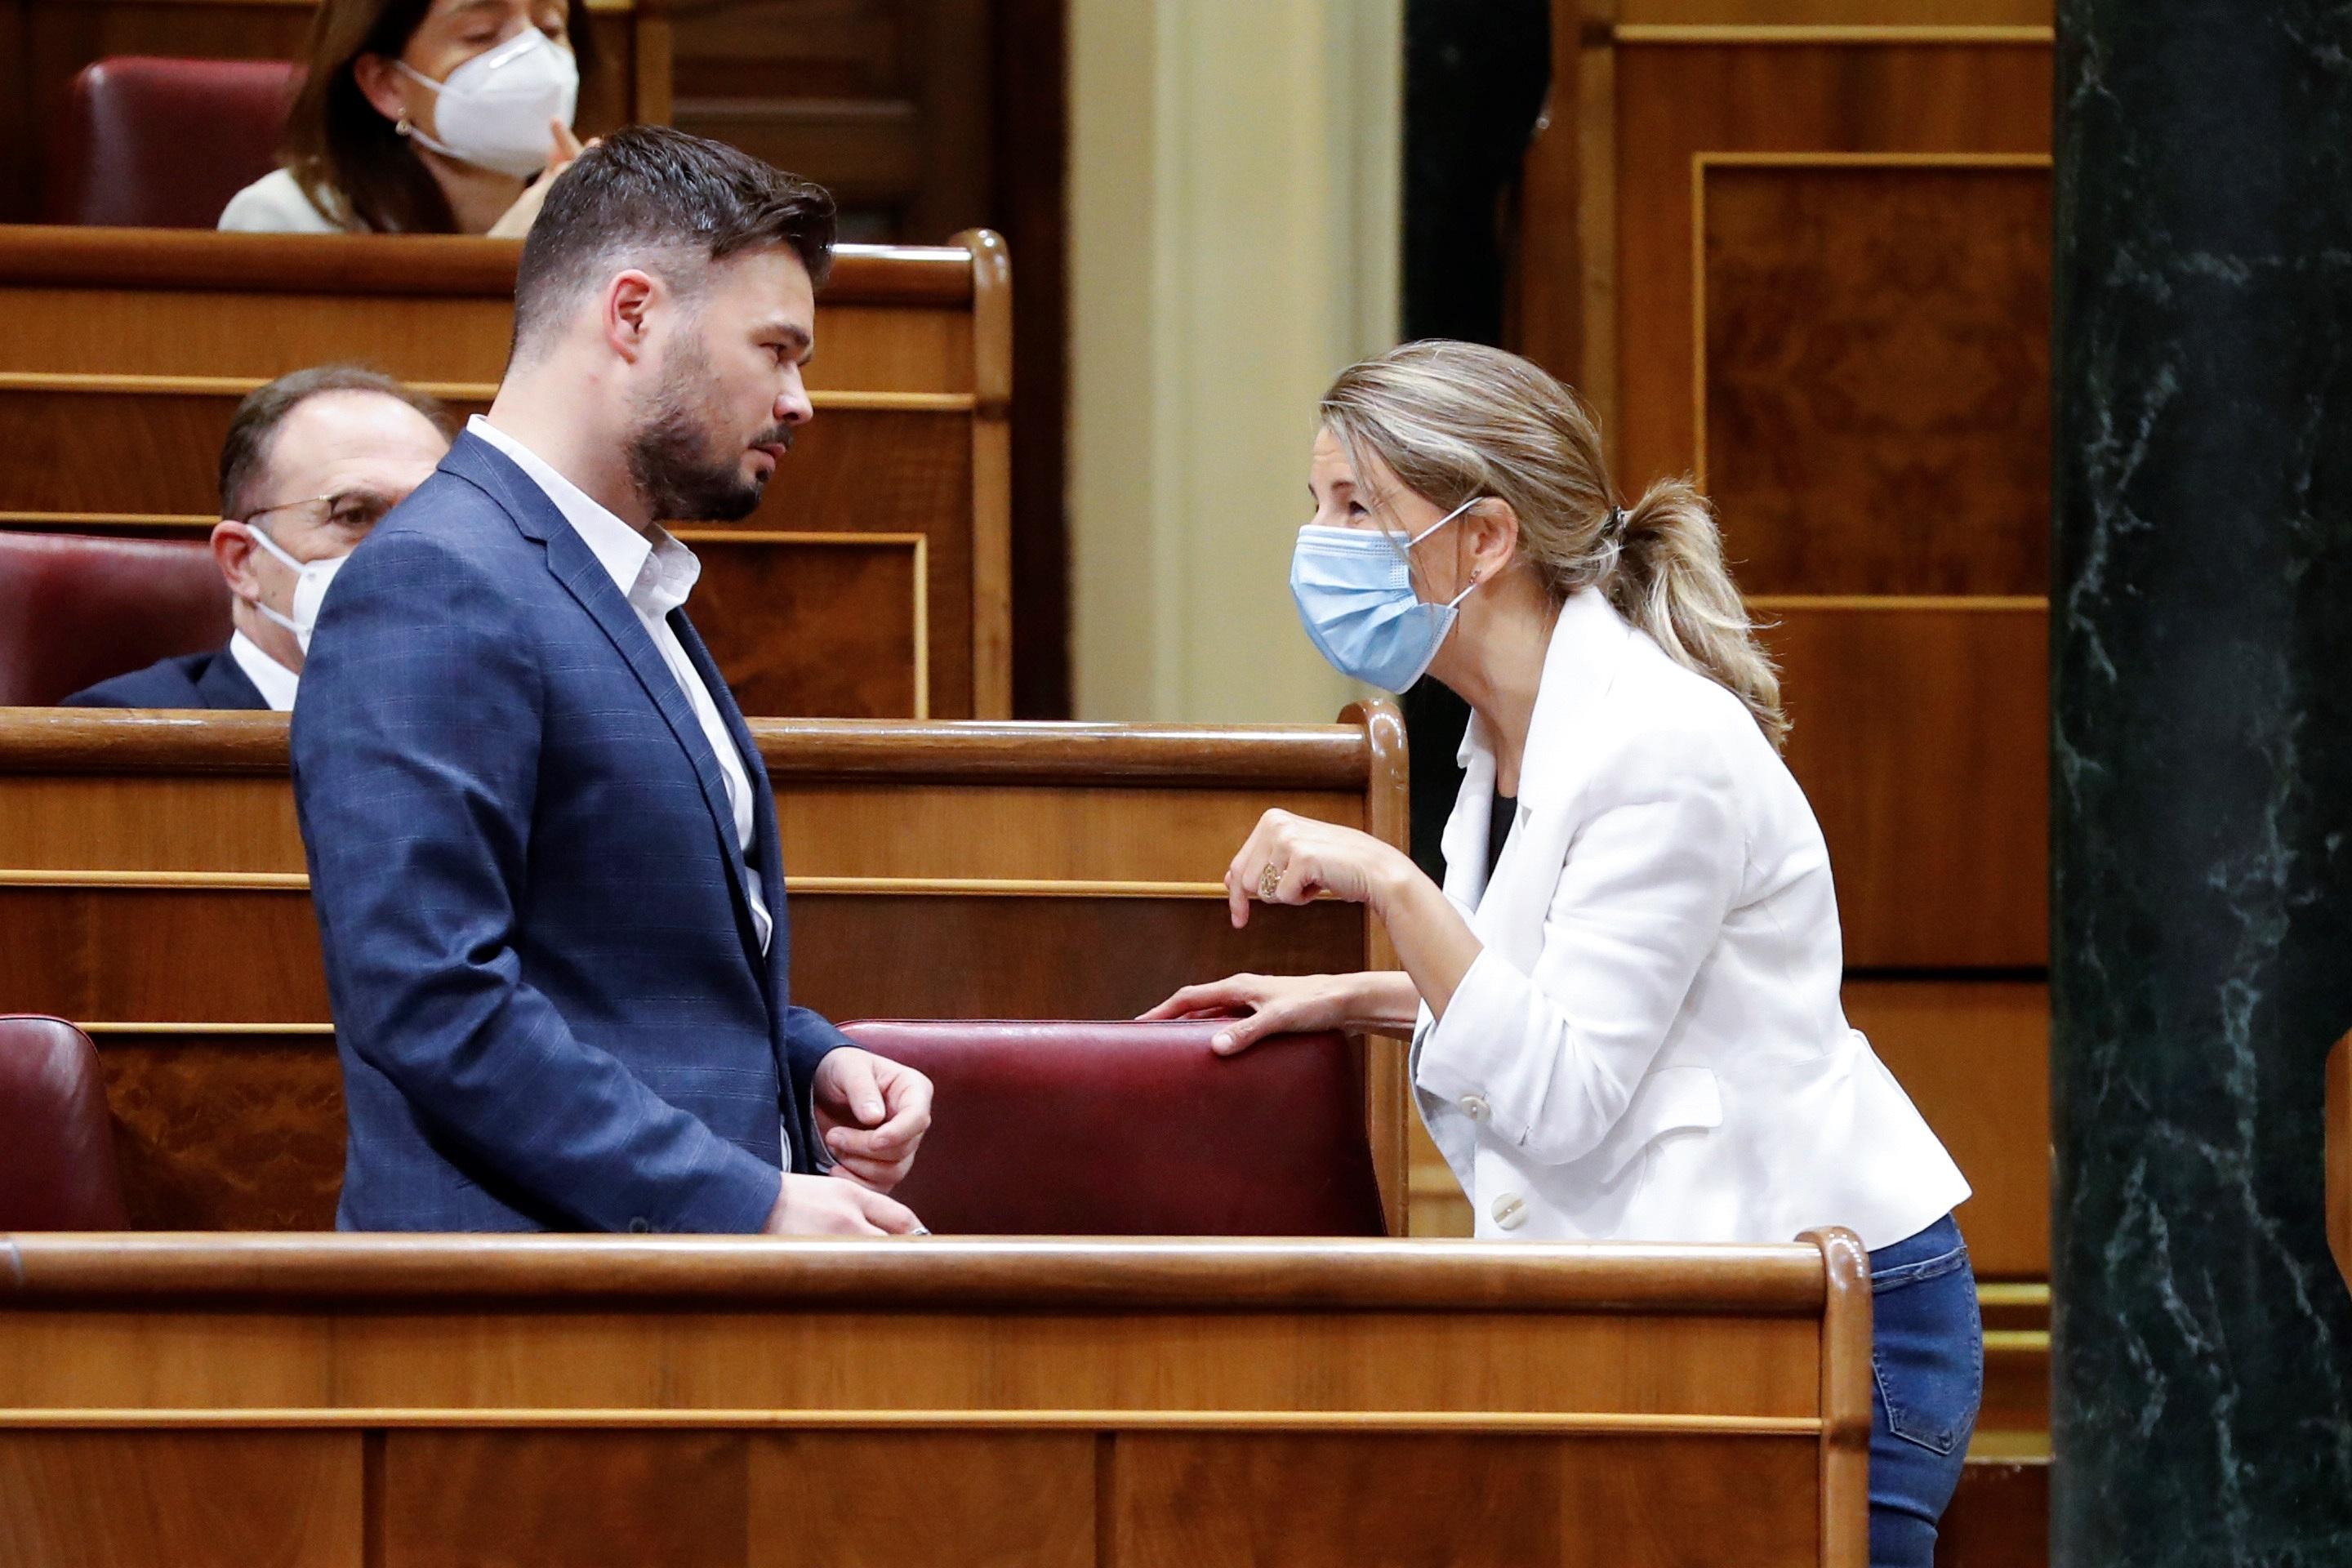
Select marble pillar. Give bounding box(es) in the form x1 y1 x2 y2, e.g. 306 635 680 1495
2051 4 2352 1565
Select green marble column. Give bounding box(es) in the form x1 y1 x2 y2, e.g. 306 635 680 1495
2052 3 2352 1565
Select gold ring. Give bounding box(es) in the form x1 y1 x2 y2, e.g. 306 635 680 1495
1258 862 1281 899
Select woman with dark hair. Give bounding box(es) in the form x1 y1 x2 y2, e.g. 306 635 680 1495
220 0 596 236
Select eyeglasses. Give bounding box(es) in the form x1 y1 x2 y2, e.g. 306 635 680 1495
238 489 403 533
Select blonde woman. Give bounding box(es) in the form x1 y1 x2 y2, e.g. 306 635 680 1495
1145 340 1980 1567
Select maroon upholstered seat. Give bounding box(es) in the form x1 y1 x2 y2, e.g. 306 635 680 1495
47 56 302 229
0 532 232 706
839 1019 1388 1236
0 1016 127 1230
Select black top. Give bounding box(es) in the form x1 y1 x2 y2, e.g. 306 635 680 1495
1487 791 1518 883
60 644 268 710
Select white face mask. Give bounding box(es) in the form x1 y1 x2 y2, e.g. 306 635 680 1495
243 524 351 656
396 29 580 180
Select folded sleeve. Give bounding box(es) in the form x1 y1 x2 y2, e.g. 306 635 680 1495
1412 728 1747 1165
293 528 782 1234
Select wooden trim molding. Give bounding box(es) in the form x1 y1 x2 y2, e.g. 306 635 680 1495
0 1234 1835 1312
1748 595 2048 612
0 372 976 413
1803 1227 1873 1568
2330 1032 2350 1296
0 228 978 305
1613 24 2055 46
0 710 1378 786
0 1407 1824 1436
0 872 1234 898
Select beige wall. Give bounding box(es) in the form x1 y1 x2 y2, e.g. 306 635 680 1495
1067 0 1402 723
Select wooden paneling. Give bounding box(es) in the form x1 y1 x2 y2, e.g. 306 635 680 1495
1843 981 2047 1279
0 706 1414 1231
0 228 1012 718
670 0 991 244
0 1235 1869 1564
1112 1432 1820 1568
0 1431 361 1568
1938 1456 2048 1567
383 1431 751 1568
760 1432 1097 1568
0 0 647 225
1757 602 2047 969
1613 38 2051 498
1702 160 2051 595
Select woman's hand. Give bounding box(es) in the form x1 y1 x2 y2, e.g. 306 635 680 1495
1140 971 1374 1055
1223 808 1416 928
487 122 588 238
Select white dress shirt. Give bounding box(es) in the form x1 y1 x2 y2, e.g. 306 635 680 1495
1411 587 1970 1250
228 629 299 712
466 416 773 953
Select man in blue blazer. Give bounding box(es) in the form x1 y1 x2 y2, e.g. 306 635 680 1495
292 127 932 1234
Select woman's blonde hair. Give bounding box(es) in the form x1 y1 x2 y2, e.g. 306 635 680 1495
1320 339 1788 749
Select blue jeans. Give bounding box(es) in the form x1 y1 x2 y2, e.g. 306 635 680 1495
1867 1213 1981 1568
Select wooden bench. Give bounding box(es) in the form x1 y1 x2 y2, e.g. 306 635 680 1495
0 225 1010 718
0 0 670 222
0 1231 1873 1568
0 703 1413 1229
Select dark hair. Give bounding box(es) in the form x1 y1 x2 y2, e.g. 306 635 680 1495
281 0 599 233
220 366 453 519
510 125 837 355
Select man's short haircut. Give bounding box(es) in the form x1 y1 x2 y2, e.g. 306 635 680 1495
510 125 838 358
219 366 453 520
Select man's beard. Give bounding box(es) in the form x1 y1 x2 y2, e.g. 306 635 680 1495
625 340 792 524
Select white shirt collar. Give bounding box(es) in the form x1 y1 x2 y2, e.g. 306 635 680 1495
228 628 299 712
466 415 702 617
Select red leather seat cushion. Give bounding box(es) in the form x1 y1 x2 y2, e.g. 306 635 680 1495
48 56 302 229
0 1016 127 1230
840 1020 1388 1236
0 532 231 705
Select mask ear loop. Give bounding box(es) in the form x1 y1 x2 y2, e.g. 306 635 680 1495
1403 496 1486 608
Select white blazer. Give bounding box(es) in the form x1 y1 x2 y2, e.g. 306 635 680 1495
1410 587 1969 1249
218 169 352 234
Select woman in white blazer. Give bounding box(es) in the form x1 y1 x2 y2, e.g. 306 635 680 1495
1147 340 1980 1568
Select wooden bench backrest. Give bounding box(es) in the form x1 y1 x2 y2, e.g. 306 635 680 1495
0 703 1409 1230
0 225 1010 718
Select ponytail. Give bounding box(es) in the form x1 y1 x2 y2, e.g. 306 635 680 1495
1605 477 1788 750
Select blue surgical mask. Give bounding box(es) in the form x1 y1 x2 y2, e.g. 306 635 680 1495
1290 497 1484 692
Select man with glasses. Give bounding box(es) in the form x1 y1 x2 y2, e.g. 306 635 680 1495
64 366 452 709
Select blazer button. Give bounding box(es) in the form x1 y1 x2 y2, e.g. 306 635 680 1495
627 1218 653 1234
1459 1094 1492 1123
1490 1192 1529 1231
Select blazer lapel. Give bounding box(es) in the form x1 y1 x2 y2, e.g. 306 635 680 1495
1463 588 1637 957
198 646 269 710
673 610 788 987
443 435 763 947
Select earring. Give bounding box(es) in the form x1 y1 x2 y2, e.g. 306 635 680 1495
395 111 413 138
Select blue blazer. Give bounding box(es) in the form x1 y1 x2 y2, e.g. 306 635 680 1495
62 644 265 710
291 431 847 1232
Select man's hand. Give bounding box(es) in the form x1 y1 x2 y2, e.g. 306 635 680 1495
762 1171 923 1236
813 1047 933 1192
